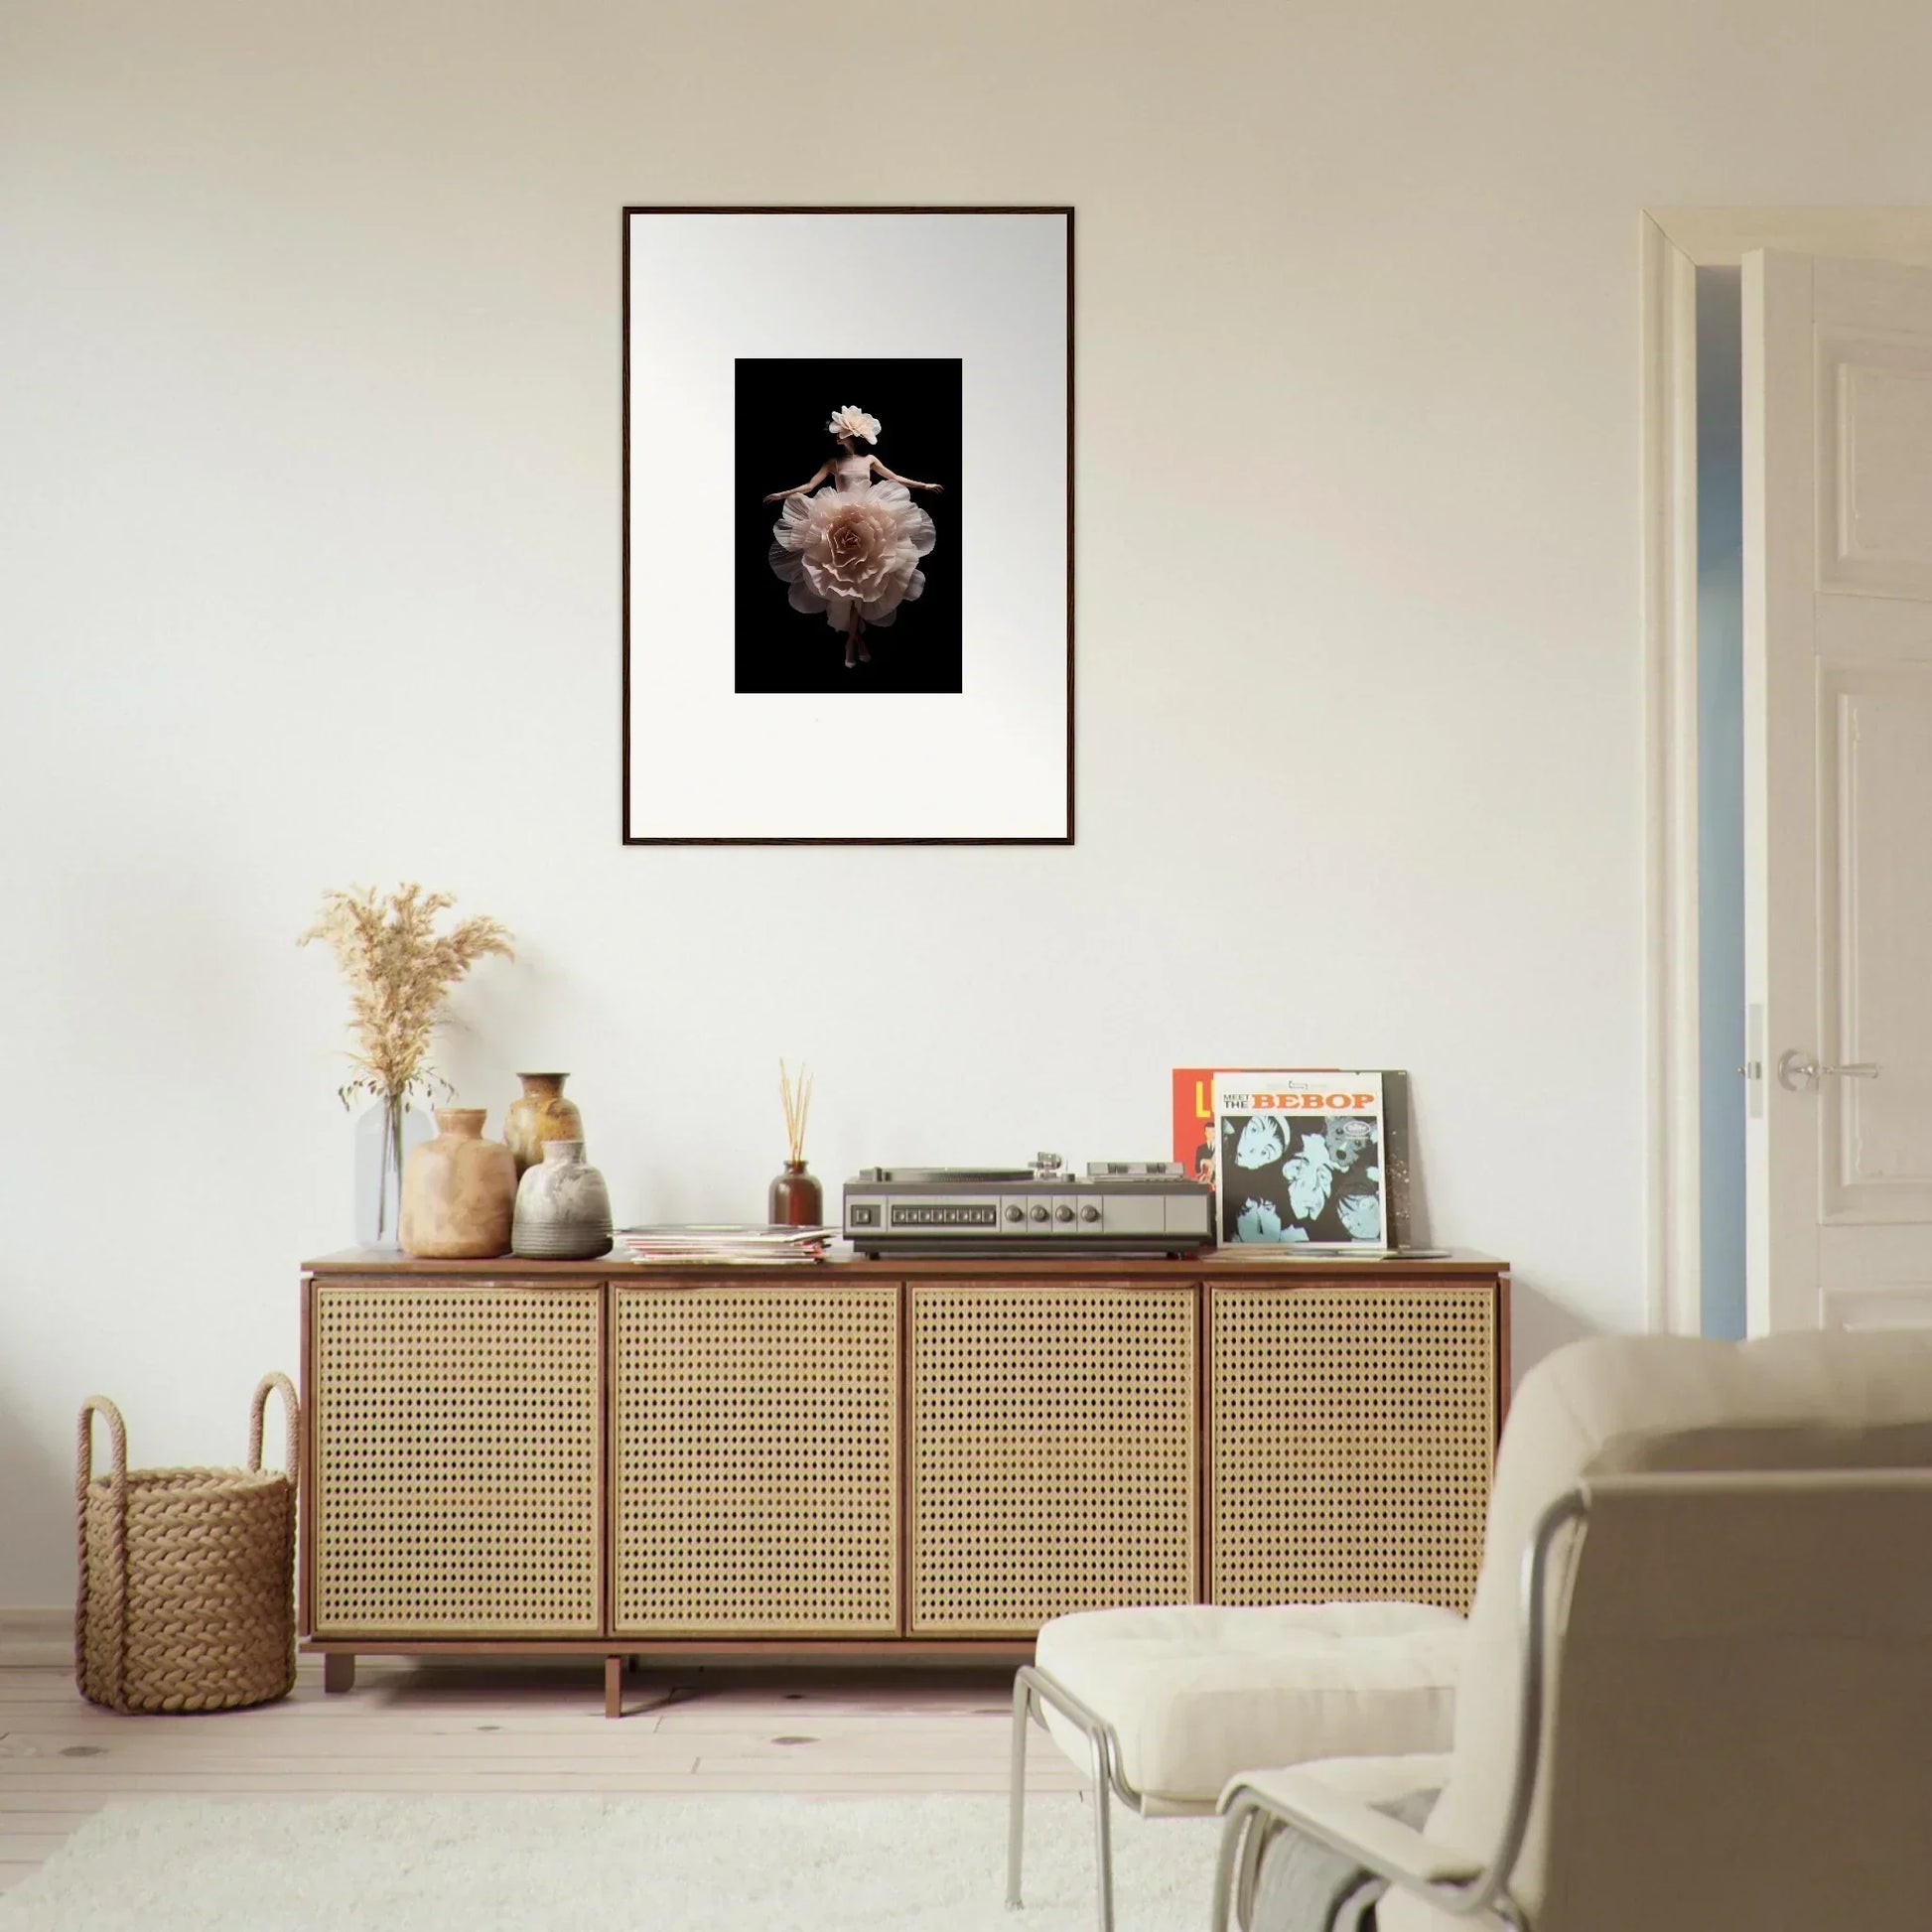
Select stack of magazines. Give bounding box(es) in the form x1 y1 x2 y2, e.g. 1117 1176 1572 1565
614 1224 837 1265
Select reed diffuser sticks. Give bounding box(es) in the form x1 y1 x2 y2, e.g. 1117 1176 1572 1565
778 1059 813 1164
770 1059 823 1226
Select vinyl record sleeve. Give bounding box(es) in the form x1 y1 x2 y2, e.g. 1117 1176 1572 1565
1173 1067 1412 1249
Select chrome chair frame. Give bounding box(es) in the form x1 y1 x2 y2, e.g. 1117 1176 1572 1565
1007 1662 1166 1932
1208 1490 1589 1932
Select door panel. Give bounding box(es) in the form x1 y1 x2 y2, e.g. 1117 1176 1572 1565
1745 250 1932 1330
906 1282 1195 1635
1818 332 1932 597
610 1283 898 1636
1821 666 1932 1223
1207 1284 1494 1612
311 1281 603 1635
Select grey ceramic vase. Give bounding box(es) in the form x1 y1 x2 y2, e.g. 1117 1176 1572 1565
511 1140 615 1260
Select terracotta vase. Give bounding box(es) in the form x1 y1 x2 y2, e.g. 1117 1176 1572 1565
504 1072 585 1176
400 1109 516 1259
767 1161 824 1227
512 1141 615 1260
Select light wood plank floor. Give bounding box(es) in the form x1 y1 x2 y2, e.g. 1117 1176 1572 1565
0 1658 1083 1893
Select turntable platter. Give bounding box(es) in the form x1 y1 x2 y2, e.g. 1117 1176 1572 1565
856 1166 1033 1184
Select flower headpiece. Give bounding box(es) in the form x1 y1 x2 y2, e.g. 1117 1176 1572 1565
827 405 881 445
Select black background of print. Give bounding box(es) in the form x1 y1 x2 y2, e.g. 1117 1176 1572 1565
1219 1114 1384 1245
735 358 962 695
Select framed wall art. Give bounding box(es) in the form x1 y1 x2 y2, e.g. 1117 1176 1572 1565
621 207 1073 844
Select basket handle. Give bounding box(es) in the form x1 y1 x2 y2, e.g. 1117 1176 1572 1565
75 1396 130 1707
248 1372 300 1478
77 1394 128 1498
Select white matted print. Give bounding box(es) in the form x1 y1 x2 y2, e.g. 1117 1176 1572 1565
622 208 1073 844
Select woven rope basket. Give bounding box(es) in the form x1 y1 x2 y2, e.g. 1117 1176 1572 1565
75 1373 298 1714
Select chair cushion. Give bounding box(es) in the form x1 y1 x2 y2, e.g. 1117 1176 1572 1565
1033 1601 1466 1812
1228 1750 1452 1814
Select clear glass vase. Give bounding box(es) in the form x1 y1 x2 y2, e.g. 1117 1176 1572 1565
353 1097 432 1249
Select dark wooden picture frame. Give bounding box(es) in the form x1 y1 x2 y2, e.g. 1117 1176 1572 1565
621 206 1075 846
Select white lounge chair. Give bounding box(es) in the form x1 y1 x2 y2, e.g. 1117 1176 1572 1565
1213 1327 1932 1932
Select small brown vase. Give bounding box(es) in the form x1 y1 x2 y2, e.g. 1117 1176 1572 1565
400 1109 516 1258
767 1161 824 1227
504 1072 585 1176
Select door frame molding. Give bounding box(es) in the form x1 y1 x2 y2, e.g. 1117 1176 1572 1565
1640 208 1932 1336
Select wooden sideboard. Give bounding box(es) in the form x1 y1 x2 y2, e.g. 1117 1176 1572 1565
299 1251 1509 1715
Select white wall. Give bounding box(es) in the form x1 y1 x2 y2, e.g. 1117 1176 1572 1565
4 0 1929 1605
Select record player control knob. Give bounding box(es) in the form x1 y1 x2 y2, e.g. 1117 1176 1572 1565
1005 1204 1025 1223
1029 1205 1050 1223
1079 1204 1101 1223
1054 1205 1075 1223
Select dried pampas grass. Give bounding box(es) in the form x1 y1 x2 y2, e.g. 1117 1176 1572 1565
300 884 514 1109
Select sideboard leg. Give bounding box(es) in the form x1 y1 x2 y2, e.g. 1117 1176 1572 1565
604 1654 622 1720
323 1653 356 1696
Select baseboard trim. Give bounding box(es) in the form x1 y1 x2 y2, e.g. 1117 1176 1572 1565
0 1606 71 1668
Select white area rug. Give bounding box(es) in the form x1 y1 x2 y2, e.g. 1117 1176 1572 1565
0 1794 1222 1930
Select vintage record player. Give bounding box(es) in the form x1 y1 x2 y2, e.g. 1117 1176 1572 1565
843 1154 1212 1257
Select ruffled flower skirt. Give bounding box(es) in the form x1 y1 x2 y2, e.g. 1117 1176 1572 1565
769 482 936 631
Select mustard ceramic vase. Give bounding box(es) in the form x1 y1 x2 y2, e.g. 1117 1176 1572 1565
504 1072 585 1176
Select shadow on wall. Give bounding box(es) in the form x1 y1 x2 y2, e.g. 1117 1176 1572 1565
1507 1282 1597 1393
1402 1096 1596 1395
0 1371 75 1616
1405 1091 1434 1255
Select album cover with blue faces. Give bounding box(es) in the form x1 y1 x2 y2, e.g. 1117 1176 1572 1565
1213 1070 1409 1248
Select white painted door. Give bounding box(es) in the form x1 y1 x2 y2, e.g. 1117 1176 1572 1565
1744 249 1932 1331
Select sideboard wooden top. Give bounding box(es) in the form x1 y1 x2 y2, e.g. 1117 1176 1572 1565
305 1247 1507 1280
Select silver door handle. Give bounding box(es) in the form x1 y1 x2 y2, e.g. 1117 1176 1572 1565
1777 1050 1881 1091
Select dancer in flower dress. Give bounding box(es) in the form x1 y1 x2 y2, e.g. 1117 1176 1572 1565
762 405 944 668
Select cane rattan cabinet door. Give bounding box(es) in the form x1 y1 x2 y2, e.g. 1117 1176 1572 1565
1209 1283 1495 1612
909 1281 1197 1635
611 1283 899 1635
311 1281 603 1636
